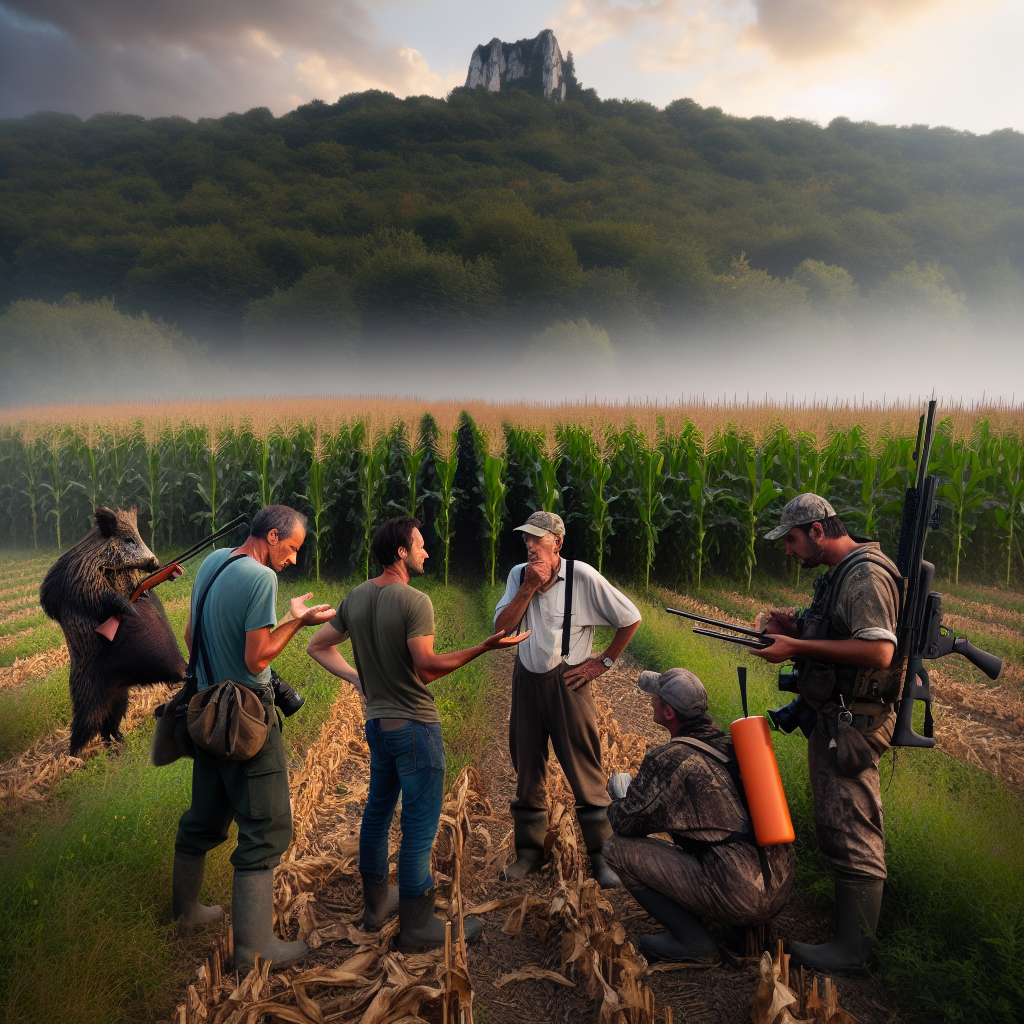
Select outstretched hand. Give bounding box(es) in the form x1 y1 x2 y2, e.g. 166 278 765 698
290 592 336 627
482 629 531 651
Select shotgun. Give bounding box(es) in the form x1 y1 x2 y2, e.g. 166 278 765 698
95 515 250 641
666 607 775 649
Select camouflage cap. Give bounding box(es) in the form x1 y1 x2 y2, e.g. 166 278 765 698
514 510 566 537
764 493 837 541
637 667 708 720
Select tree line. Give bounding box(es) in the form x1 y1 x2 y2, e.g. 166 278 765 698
0 85 1021 346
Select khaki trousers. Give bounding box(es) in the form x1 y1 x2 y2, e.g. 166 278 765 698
807 708 895 879
509 657 609 811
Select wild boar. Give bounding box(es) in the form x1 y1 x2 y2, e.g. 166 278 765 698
40 506 187 754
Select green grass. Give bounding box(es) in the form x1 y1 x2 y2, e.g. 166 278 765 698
624 585 1024 1024
0 568 506 1024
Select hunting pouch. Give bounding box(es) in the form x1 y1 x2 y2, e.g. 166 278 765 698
184 552 271 761
186 680 270 761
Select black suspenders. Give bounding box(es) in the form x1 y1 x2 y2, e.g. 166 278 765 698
518 558 575 659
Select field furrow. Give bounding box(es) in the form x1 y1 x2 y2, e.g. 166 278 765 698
0 644 69 691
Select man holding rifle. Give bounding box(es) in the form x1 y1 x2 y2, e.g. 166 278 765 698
751 493 903 973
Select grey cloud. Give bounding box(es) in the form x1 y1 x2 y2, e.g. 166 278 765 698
750 0 937 61
0 0 435 120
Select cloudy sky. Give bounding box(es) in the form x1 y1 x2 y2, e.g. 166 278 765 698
1 0 1019 132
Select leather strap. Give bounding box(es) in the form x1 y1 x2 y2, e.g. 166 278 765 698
378 717 410 730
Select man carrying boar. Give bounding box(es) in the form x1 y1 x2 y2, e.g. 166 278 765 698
494 511 642 889
603 668 795 963
173 506 336 971
306 516 527 950
751 494 903 972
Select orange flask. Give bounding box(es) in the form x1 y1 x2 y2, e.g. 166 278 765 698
729 716 795 846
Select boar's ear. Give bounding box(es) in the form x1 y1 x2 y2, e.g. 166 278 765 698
95 506 118 537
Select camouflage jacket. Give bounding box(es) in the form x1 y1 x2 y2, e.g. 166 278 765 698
607 728 752 847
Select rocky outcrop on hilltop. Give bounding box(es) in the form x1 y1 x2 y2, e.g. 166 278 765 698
465 30 566 101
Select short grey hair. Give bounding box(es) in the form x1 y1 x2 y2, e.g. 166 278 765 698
249 505 308 541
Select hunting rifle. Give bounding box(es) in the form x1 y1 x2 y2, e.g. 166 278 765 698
95 515 250 641
667 399 1002 747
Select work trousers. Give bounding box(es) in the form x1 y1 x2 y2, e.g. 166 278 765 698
360 718 446 898
807 707 895 879
509 657 609 812
604 834 796 927
175 715 292 872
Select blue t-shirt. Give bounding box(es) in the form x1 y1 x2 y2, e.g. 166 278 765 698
190 548 277 690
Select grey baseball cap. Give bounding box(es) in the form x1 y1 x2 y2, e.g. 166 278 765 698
764 493 837 541
514 510 566 538
637 667 708 720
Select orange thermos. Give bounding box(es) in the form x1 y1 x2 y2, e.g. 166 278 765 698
729 667 795 846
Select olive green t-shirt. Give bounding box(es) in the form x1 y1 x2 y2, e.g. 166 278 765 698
332 580 439 723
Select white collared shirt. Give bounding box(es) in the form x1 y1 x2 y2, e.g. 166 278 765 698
494 559 641 674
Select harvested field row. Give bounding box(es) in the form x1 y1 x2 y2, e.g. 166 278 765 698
0 581 42 600
0 592 43 614
0 682 173 810
0 605 43 626
0 643 68 690
944 597 1024 630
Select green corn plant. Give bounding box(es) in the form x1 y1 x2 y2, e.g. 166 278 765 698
427 418 460 585
100 420 137 509
41 423 77 550
355 419 394 579
621 419 671 588
18 426 44 548
993 430 1024 586
561 423 619 573
76 420 104 512
723 427 782 589
190 416 234 533
475 422 509 586
245 411 291 511
389 416 430 521
932 418 995 585
508 426 563 513
679 424 731 590
297 419 339 581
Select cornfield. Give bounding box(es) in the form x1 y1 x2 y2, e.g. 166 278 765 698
2 397 1022 587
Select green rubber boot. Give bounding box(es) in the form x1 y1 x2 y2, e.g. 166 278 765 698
360 874 400 931
790 874 883 973
500 807 548 882
231 869 307 973
630 887 717 963
172 852 223 934
576 806 622 889
396 887 483 952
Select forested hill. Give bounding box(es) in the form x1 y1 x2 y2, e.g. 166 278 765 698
1 86 1022 348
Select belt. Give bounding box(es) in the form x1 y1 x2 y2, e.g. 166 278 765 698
375 717 410 730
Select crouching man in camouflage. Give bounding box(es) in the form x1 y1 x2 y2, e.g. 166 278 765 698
752 493 902 972
604 669 795 963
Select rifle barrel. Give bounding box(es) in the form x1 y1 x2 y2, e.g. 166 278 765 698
666 607 768 639
691 627 774 649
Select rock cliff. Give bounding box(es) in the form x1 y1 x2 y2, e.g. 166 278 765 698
465 30 566 101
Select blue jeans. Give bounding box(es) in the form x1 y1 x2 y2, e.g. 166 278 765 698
360 718 446 898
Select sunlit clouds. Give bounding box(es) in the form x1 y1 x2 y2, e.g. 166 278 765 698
0 0 1019 130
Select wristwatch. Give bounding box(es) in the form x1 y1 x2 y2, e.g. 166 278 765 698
600 656 615 669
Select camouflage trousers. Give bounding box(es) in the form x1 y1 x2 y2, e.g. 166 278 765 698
604 834 795 927
807 706 895 879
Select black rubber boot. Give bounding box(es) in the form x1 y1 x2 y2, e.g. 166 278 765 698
172 851 223 934
361 874 400 931
790 874 883 973
500 807 548 882
630 887 718 963
231 869 308 973
576 806 622 889
396 888 483 952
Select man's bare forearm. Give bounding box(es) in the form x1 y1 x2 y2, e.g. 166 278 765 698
494 588 536 637
415 643 489 685
246 619 306 674
602 621 640 662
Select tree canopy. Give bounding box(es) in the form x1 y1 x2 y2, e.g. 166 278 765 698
0 86 1021 346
